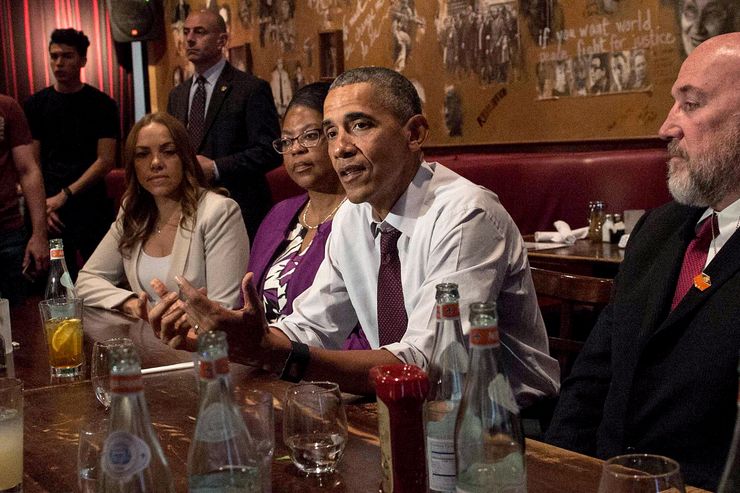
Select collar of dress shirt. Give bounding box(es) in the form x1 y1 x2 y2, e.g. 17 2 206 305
369 160 434 239
193 58 227 88
697 196 740 256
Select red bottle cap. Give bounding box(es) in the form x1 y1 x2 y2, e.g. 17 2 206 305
370 364 429 402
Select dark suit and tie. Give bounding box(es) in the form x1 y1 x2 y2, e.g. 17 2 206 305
546 202 740 490
168 61 281 241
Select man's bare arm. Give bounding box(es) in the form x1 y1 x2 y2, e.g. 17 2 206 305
44 137 116 217
65 137 116 196
163 275 402 395
12 143 48 271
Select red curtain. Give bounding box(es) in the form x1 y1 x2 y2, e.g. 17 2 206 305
0 0 134 138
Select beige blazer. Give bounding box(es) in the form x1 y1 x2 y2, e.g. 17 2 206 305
76 191 249 310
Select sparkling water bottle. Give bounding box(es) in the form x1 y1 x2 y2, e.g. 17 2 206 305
455 302 526 493
45 238 74 301
98 345 175 492
424 283 469 492
188 330 261 492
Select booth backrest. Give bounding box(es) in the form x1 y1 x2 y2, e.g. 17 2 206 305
105 168 126 212
106 148 672 236
266 148 672 235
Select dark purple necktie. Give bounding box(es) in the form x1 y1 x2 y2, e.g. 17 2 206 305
188 76 207 146
377 227 407 346
671 214 716 310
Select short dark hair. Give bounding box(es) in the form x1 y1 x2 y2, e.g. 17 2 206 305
330 66 422 124
49 28 90 57
285 82 331 120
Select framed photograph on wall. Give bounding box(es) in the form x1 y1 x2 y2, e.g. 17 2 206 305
319 30 343 81
229 43 253 74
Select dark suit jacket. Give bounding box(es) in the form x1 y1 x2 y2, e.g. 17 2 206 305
546 201 740 491
167 62 281 241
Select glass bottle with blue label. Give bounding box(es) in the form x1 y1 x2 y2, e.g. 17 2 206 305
187 330 261 492
454 302 526 493
99 345 174 492
424 283 469 492
45 238 74 301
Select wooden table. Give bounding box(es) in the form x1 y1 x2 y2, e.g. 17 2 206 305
7 299 709 492
526 239 625 278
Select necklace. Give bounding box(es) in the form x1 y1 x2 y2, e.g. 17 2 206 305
155 216 181 234
301 198 346 230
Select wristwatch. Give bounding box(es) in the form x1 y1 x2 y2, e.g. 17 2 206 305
279 340 310 383
62 186 73 199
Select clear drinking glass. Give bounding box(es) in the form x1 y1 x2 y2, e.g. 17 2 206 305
233 388 275 492
91 337 133 409
283 381 348 475
0 378 22 493
597 454 686 493
38 297 85 377
77 417 108 493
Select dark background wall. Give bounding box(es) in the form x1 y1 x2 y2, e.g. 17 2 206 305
0 0 134 139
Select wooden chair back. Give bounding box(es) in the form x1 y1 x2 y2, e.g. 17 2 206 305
530 268 614 379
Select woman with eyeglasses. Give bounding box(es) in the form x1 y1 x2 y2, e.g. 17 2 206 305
248 83 368 347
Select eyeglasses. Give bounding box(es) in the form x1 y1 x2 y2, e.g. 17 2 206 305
272 128 323 154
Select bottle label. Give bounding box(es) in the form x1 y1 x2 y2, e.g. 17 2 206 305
377 399 394 493
436 303 460 319
49 248 64 259
196 402 238 443
469 327 500 348
110 374 144 394
101 431 151 480
426 436 456 491
198 358 230 379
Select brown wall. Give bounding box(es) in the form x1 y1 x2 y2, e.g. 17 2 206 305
148 0 739 146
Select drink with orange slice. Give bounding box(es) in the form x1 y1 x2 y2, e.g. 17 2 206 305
39 298 84 377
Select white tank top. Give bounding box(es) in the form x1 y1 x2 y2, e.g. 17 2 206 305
137 251 173 302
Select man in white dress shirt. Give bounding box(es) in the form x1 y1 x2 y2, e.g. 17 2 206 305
154 67 559 401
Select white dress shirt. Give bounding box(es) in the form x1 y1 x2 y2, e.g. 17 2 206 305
274 161 560 407
699 197 740 267
188 58 226 114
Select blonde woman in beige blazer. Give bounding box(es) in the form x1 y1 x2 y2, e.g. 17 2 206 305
76 112 249 318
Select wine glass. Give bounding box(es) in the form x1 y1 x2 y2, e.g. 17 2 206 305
597 454 686 493
283 381 348 475
91 337 133 409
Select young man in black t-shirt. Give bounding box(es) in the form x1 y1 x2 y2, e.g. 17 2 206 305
24 28 118 279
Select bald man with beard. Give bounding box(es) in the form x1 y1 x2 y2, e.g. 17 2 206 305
546 33 740 490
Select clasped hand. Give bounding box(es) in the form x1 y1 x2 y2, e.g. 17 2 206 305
140 273 269 355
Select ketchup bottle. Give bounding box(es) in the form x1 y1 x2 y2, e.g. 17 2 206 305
370 364 429 493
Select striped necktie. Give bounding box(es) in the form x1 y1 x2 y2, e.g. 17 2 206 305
188 76 207 147
670 214 716 310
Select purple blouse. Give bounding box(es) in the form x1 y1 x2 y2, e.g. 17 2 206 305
247 194 369 350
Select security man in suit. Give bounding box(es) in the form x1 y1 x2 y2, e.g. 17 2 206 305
546 33 740 491
167 9 281 241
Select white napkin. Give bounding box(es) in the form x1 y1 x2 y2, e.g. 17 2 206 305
534 221 588 245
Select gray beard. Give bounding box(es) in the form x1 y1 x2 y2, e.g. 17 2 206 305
666 128 740 208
